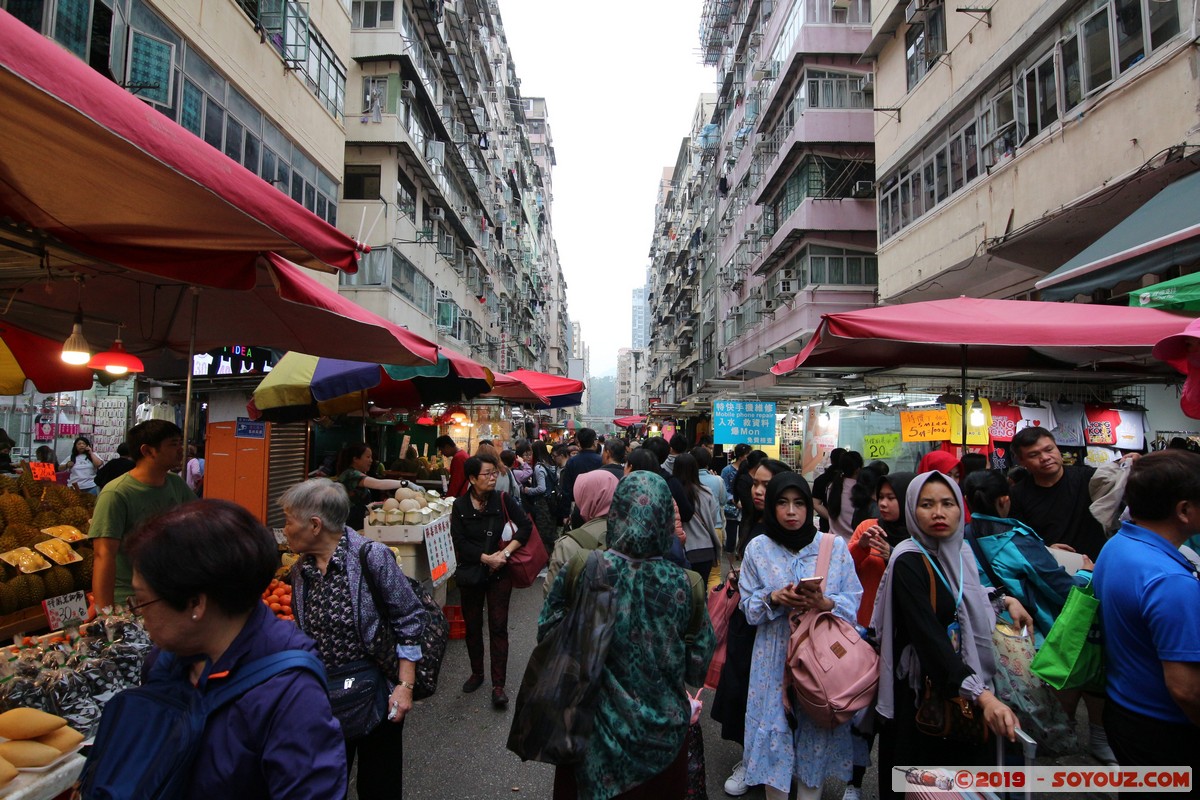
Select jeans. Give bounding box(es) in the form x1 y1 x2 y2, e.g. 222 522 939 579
460 572 514 687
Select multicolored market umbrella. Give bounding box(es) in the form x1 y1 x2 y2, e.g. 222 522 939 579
250 350 493 422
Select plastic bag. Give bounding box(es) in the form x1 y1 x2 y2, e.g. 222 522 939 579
507 550 616 765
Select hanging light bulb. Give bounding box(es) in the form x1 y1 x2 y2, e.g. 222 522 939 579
969 389 986 427
61 306 91 365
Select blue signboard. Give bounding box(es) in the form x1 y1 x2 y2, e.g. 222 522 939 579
235 418 266 439
713 400 777 445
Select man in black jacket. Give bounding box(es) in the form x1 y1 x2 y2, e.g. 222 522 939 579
641 436 694 526
599 439 626 481
559 427 601 526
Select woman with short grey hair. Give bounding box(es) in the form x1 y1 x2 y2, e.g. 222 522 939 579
280 478 428 799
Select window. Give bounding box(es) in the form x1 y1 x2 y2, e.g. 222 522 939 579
802 245 878 286
804 69 871 109
396 174 417 221
1082 8 1114 94
905 2 946 90
362 76 388 115
344 165 381 200
351 0 394 28
129 30 174 106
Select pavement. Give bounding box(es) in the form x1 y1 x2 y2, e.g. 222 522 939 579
378 576 1112 799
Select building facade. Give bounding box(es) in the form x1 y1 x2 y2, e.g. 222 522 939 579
339 0 570 373
638 0 880 416
868 0 1200 303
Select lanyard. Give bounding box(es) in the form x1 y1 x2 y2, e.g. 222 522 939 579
911 538 964 610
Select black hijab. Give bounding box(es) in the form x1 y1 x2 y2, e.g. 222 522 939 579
877 471 916 544
763 472 818 552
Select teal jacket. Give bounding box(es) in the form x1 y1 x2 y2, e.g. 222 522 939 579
966 513 1091 640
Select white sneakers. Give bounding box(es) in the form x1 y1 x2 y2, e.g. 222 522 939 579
723 760 748 796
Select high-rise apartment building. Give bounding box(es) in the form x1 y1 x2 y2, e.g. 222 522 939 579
643 0 879 410
339 0 570 373
868 0 1197 304
631 285 648 349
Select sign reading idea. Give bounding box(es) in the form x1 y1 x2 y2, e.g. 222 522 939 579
714 400 777 445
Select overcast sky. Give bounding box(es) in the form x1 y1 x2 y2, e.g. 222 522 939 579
497 0 715 377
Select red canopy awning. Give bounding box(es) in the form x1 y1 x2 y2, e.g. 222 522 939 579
487 374 550 406
0 10 365 288
496 369 585 409
613 415 646 428
0 253 438 366
771 297 1192 376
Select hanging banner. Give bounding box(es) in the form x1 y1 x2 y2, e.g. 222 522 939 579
900 410 951 442
863 432 901 459
713 400 777 445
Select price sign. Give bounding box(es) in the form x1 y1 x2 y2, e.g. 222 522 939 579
42 590 87 630
29 462 57 481
423 515 456 588
900 410 952 442
863 433 901 459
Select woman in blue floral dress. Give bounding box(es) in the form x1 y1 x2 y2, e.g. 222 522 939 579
739 472 862 800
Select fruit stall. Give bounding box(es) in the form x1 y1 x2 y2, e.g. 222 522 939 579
361 486 456 605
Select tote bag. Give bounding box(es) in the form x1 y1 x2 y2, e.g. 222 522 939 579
1030 582 1104 692
502 492 549 588
507 550 616 764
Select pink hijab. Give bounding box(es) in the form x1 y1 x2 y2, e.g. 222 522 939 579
574 470 618 522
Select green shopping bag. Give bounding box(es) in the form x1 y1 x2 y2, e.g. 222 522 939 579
1030 582 1105 692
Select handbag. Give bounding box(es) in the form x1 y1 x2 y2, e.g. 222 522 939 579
990 622 1077 756
502 491 549 588
912 557 989 744
507 550 617 764
326 658 389 741
704 576 740 690
1030 581 1105 692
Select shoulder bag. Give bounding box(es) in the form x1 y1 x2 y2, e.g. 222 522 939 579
912 557 989 744
507 549 616 764
502 491 549 588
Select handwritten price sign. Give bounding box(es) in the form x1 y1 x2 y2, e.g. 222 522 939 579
863 433 901 459
900 410 951 442
29 462 57 481
42 590 87 630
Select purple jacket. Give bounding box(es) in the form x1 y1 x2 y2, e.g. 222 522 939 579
145 602 347 799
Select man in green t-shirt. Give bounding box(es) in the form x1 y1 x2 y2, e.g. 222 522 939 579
89 420 196 609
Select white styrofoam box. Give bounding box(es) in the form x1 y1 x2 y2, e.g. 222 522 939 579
362 524 426 544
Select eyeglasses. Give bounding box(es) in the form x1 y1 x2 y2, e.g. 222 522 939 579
476 470 497 478
128 596 165 616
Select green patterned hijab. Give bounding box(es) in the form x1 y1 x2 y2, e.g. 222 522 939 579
607 470 674 559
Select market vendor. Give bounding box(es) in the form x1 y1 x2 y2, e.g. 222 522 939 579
89 420 196 610
62 436 103 494
334 443 414 531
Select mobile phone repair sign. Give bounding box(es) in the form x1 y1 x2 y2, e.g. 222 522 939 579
714 400 777 445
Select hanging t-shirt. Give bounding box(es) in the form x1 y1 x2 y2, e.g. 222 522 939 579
988 403 1021 441
947 399 993 445
1114 409 1146 451
1049 402 1086 447
1016 403 1057 434
1083 405 1121 445
1085 446 1122 466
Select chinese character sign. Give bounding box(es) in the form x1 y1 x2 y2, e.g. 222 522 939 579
713 400 777 445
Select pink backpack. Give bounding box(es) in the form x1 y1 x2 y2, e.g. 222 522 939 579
783 533 879 729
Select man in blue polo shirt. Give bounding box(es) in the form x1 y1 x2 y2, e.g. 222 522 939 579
1093 450 1200 775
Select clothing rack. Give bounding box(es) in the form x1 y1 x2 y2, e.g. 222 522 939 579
1151 431 1200 451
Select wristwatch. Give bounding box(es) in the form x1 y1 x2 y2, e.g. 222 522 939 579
502 549 511 560
396 679 416 691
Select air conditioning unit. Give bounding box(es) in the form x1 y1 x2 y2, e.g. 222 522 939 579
762 297 776 311
776 276 797 296
752 62 776 81
445 41 458 55
832 0 850 9
428 207 445 222
437 289 452 300
401 80 416 99
859 73 875 92
461 308 473 319
852 180 875 198
483 275 494 286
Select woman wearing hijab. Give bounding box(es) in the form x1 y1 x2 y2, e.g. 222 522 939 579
739 473 862 800
714 457 793 797
845 472 914 800
542 469 618 595
872 471 1030 800
539 471 715 800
